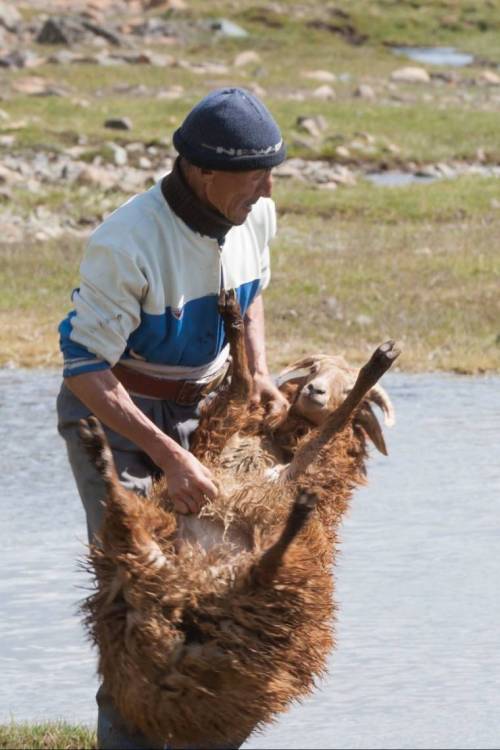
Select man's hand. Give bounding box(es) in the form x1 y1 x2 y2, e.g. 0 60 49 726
160 444 218 515
250 372 289 427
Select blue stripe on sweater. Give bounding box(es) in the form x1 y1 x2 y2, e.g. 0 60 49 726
59 279 260 377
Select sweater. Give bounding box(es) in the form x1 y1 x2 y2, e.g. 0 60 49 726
59 179 275 379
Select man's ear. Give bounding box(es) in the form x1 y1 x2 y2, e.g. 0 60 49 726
199 168 217 185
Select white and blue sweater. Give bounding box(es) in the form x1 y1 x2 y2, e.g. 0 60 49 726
59 179 275 379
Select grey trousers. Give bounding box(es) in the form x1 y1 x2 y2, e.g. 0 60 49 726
57 384 243 750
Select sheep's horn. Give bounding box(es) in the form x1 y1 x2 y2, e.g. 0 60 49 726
356 403 388 455
275 361 319 388
368 384 395 427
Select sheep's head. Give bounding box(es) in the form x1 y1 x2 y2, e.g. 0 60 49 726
276 354 395 454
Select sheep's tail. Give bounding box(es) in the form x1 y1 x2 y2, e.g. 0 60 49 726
250 489 318 585
191 289 253 463
79 416 119 491
286 340 401 482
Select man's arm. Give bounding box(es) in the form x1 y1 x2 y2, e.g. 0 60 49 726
65 370 217 514
244 293 288 419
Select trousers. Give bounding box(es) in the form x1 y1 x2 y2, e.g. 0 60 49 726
57 384 244 750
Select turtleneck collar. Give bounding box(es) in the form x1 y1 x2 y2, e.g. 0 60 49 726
161 158 234 242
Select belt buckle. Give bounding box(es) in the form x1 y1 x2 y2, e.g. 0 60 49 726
176 380 203 406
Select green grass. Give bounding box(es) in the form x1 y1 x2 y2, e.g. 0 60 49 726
1 175 499 373
0 722 95 750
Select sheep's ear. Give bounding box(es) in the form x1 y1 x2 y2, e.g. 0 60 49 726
355 403 388 455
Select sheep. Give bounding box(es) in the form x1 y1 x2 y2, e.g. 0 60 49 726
79 289 400 749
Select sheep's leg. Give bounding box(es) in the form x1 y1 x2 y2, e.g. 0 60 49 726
79 417 167 569
250 489 318 585
79 416 120 494
286 340 400 481
218 288 252 402
190 289 252 462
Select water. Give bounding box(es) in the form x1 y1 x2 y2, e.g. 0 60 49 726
392 47 474 67
1 369 500 748
365 171 438 188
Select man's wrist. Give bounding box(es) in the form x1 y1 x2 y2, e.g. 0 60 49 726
147 430 184 469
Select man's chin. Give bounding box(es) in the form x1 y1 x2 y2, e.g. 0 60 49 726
232 206 253 225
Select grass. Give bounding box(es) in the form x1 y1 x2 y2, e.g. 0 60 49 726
0 721 95 750
1 176 499 372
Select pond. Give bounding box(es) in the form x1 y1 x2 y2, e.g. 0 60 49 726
391 46 475 67
365 171 438 188
2 368 499 749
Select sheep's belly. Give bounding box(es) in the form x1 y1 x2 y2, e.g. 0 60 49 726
175 514 251 554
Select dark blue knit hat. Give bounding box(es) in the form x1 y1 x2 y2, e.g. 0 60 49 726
173 87 286 171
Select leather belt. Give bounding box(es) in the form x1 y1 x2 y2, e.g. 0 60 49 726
112 362 229 405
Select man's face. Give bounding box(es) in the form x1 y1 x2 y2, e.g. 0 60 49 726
203 168 273 225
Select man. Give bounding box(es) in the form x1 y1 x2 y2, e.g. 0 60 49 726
57 87 288 749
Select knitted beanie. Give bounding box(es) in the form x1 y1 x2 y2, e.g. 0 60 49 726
173 87 286 171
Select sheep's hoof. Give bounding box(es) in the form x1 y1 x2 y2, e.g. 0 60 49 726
295 488 319 513
79 416 114 479
369 340 401 375
218 288 243 330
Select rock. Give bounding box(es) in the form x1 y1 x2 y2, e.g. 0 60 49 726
107 142 128 166
119 51 174 66
0 186 12 203
81 20 122 46
36 17 87 45
335 145 350 159
248 82 266 97
385 142 401 155
234 50 261 67
327 165 356 186
209 19 248 38
390 66 430 84
104 117 133 131
356 314 373 327
0 164 23 185
48 50 81 65
354 83 375 100
12 77 66 97
0 134 15 147
145 0 187 8
0 108 9 120
183 60 230 75
156 85 184 100
323 297 344 320
76 164 118 190
0 50 45 69
477 70 500 86
302 69 336 83
296 115 328 139
273 160 306 180
312 84 336 100
0 2 21 32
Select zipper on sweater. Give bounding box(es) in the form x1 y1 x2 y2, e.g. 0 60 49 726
217 238 225 293
216 239 226 354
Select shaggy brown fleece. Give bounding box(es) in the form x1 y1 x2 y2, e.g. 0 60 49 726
80 291 399 748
